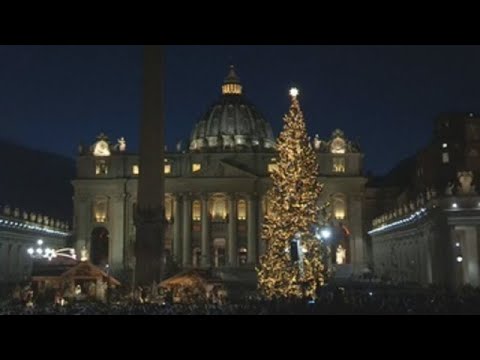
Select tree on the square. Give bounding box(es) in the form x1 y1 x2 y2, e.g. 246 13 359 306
257 89 325 299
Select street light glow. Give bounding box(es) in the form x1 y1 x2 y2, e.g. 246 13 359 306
321 229 332 239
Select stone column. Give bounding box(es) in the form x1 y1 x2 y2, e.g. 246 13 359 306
201 194 211 267
349 194 365 273
173 194 183 264
74 194 89 255
227 194 238 267
182 194 192 267
110 193 126 272
247 194 258 265
450 226 462 288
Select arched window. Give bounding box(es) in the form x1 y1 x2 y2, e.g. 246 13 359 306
95 160 109 175
332 194 346 220
237 199 247 220
93 197 108 223
211 197 227 221
332 157 346 173
192 200 201 221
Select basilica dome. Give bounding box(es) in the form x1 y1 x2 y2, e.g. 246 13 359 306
189 66 275 152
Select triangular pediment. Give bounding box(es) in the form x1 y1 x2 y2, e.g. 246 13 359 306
191 158 259 178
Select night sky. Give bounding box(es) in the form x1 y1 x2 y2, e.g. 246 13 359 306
2 45 480 175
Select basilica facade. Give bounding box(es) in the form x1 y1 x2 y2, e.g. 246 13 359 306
72 67 368 280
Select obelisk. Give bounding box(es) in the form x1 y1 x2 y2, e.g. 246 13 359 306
134 45 165 285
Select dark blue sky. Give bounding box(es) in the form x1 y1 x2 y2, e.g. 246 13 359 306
1 45 480 175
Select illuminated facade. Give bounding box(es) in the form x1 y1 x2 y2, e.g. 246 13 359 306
0 204 70 285
369 113 480 288
72 67 368 279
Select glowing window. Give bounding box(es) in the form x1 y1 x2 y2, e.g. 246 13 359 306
211 198 227 220
192 200 201 221
164 164 171 174
95 160 108 175
165 197 173 222
334 203 346 220
222 83 242 95
237 199 247 220
332 195 346 220
192 163 202 173
333 158 346 173
132 165 139 175
93 197 108 223
442 152 450 164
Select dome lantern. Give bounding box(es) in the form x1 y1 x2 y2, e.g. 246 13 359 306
222 65 243 95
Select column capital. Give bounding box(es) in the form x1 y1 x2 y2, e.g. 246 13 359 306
200 192 209 201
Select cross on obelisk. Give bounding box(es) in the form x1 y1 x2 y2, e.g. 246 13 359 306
134 45 166 285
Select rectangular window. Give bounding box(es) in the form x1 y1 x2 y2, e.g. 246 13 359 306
442 152 450 164
164 164 171 174
132 165 139 175
333 157 346 173
93 198 108 223
192 201 201 221
192 163 201 173
237 200 247 220
95 160 108 175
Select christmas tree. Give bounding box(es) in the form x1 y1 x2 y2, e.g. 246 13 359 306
257 88 325 299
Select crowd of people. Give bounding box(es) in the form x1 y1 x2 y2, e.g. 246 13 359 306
2 285 480 314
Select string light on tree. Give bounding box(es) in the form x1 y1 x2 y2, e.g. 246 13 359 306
257 87 326 299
